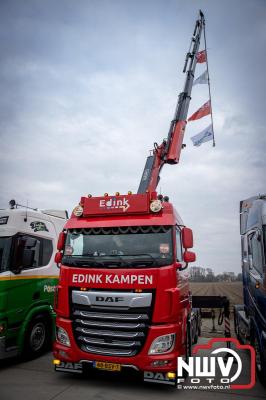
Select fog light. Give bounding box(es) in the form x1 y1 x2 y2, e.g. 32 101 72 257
167 372 176 379
56 327 71 347
151 360 170 367
53 359 61 365
148 333 175 355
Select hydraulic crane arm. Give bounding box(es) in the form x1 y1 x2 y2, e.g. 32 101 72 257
138 11 205 194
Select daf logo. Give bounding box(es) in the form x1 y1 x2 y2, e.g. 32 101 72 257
96 296 124 303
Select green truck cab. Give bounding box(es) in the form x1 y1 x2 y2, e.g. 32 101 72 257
0 205 67 359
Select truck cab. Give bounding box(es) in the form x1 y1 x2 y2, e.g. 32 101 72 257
53 192 196 384
0 206 67 359
234 194 266 384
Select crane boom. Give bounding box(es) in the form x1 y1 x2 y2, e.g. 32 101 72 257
138 11 205 194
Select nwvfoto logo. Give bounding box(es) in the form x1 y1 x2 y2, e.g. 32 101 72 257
177 338 255 390
99 197 130 212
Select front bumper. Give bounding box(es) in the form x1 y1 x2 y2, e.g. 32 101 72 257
53 317 184 373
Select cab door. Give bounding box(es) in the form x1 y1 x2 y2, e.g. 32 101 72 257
0 237 12 332
0 236 12 348
7 235 42 341
247 230 264 315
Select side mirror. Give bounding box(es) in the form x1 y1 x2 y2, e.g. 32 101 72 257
182 227 193 249
55 252 63 265
183 250 196 264
57 232 66 251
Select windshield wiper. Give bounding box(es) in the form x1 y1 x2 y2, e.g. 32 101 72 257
62 256 105 268
118 253 159 266
63 255 130 268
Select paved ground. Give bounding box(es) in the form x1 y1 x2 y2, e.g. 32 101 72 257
0 337 265 400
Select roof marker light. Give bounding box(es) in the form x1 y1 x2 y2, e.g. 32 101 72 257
115 192 120 196
87 194 92 198
104 193 109 197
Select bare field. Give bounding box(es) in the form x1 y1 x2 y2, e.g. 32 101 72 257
190 281 243 306
190 282 243 337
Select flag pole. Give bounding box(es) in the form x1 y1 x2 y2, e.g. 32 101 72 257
203 14 216 147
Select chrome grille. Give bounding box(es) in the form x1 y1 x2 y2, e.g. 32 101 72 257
71 291 152 357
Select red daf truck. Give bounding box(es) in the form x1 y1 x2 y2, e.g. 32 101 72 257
53 11 205 386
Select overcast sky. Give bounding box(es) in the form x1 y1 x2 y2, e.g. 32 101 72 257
0 0 265 273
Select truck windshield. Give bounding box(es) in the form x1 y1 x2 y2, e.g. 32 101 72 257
0 237 12 273
63 226 173 268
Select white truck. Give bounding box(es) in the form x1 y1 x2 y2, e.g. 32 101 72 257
0 200 67 359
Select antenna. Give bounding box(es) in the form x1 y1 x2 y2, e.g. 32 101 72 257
24 200 28 222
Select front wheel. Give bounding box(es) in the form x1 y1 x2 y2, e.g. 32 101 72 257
250 328 266 386
183 320 192 378
234 309 242 343
24 316 50 359
186 325 192 361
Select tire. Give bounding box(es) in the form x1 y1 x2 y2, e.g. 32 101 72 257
183 320 192 378
197 322 201 338
24 315 50 359
193 331 198 344
234 311 244 344
177 320 192 382
250 328 266 387
192 311 201 344
186 325 192 360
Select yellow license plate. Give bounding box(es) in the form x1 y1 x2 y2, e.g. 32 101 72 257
94 361 121 372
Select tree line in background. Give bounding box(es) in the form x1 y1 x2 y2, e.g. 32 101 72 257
189 266 242 282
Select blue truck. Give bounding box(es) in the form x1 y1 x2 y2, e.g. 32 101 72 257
234 194 266 385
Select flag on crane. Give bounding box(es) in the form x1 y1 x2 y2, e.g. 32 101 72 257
188 100 211 121
193 70 208 86
190 124 214 146
196 50 207 63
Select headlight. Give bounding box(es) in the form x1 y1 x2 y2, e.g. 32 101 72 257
73 205 83 217
148 333 175 355
150 200 162 213
56 327 70 347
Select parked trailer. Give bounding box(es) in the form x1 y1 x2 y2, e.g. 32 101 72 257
234 194 266 384
0 201 67 359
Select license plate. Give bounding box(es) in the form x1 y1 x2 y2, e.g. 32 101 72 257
93 361 121 372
